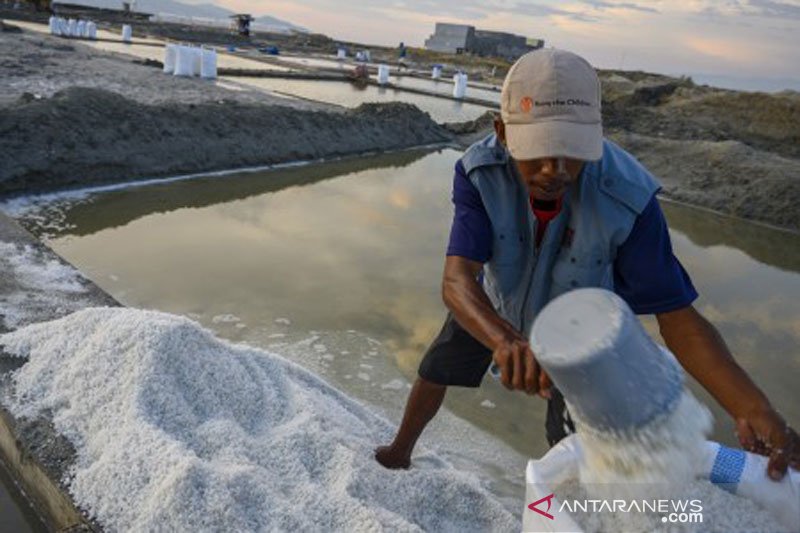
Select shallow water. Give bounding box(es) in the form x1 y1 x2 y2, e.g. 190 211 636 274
272 54 354 71
225 77 492 122
392 74 501 104
3 149 800 517
267 55 502 104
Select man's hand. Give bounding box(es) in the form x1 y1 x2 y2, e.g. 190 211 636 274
492 338 551 398
736 406 800 480
657 306 799 480
441 256 552 399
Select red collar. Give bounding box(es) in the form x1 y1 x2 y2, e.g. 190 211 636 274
529 195 562 223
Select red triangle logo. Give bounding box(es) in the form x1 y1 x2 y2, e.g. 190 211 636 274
528 493 555 520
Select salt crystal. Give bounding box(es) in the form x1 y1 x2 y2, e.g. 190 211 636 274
553 390 790 531
211 314 240 324
576 391 712 487
0 241 92 329
380 379 405 391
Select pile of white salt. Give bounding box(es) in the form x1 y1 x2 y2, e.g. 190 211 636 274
0 308 518 532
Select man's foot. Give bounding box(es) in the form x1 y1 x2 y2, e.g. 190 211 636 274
374 445 411 469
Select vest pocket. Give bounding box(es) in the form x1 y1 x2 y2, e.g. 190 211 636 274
550 257 612 297
487 227 526 298
491 227 525 267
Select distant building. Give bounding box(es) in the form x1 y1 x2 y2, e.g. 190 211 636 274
423 23 475 55
424 22 544 60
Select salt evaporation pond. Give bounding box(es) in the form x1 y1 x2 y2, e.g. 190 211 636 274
272 54 354 70
2 149 799 528
226 77 491 123
270 55 501 103
392 75 501 105
5 148 800 458
14 20 490 122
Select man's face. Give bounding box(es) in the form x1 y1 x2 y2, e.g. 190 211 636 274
494 118 584 201
512 157 584 201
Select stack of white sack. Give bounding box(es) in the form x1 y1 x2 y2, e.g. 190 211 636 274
49 17 96 40
166 44 217 79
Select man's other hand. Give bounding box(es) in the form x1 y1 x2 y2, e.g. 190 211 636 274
736 407 800 480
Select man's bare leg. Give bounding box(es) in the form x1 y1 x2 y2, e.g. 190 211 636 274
375 377 447 469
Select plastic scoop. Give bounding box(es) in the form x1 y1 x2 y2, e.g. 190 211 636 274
530 288 683 432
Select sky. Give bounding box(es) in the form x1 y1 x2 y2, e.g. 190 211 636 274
182 0 800 91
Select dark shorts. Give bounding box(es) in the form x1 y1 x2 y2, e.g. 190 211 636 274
418 314 494 388
418 313 576 446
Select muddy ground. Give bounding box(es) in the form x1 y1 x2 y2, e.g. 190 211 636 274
600 75 800 231
1 17 799 231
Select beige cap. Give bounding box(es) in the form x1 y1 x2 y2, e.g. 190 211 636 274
501 48 603 161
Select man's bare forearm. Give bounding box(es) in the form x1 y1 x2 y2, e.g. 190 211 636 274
657 306 772 419
442 256 521 350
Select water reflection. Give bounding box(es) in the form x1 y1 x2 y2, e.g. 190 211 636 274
662 199 800 273
7 150 800 476
14 150 432 239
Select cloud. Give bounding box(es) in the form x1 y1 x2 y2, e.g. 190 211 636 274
696 0 800 20
682 35 763 64
372 0 489 19
507 2 601 22
747 0 800 19
579 0 660 13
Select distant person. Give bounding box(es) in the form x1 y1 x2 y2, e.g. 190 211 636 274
375 48 799 480
398 41 407 69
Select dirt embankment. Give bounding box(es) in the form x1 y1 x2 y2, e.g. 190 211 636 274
0 28 451 195
0 87 451 195
599 74 800 231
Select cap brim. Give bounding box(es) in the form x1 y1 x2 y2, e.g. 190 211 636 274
505 120 603 161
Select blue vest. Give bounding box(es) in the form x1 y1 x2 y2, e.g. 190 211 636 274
460 134 661 336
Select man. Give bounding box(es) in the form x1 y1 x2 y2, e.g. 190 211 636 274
375 48 799 479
